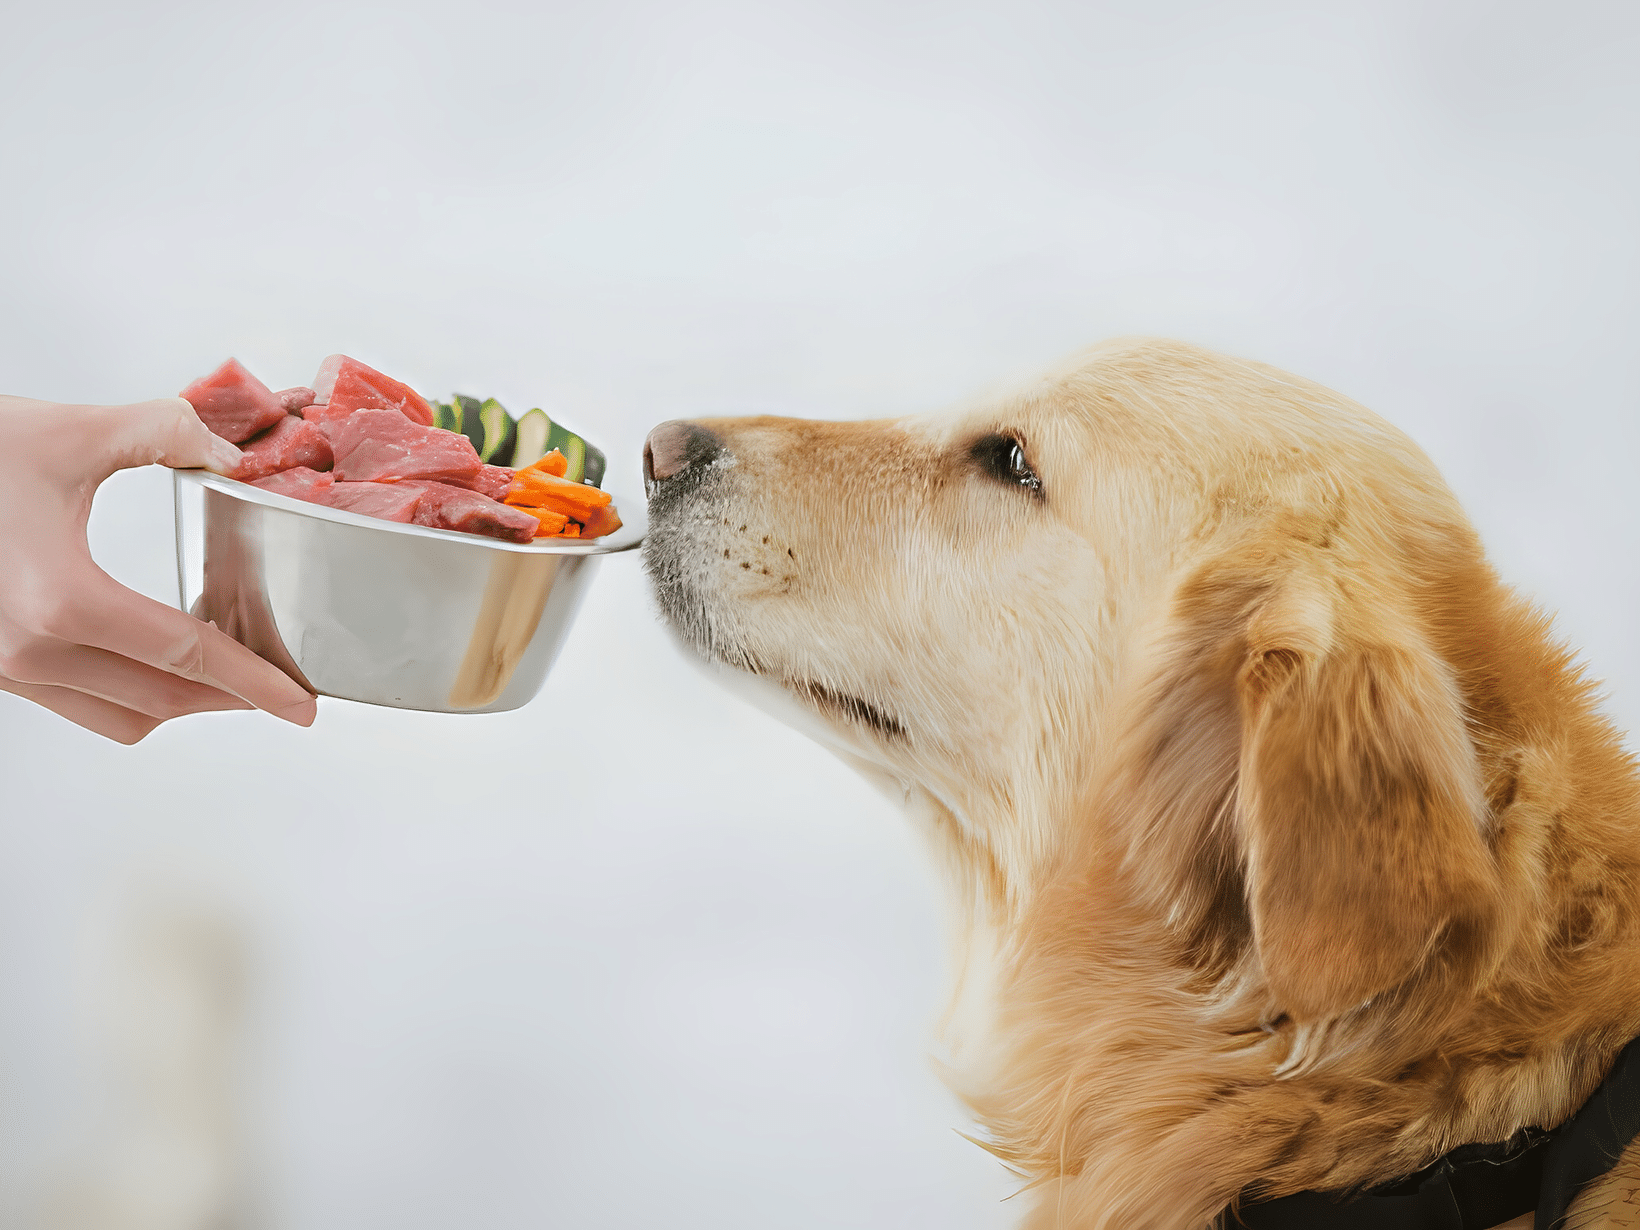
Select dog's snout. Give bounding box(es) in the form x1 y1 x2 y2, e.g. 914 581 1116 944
644 420 724 491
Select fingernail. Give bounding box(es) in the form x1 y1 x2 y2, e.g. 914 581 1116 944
206 436 243 475
272 694 318 727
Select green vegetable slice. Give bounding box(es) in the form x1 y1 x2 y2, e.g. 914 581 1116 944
435 396 606 487
581 438 606 488
510 408 551 468
451 395 484 454
541 421 605 485
432 401 462 433
476 398 517 464
546 422 587 483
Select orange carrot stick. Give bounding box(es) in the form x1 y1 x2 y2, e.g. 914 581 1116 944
578 503 623 540
519 449 568 479
504 469 612 519
523 507 569 536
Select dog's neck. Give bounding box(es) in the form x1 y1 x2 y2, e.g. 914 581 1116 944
887 717 1640 1229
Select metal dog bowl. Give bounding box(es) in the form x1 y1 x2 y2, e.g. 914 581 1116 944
173 470 644 713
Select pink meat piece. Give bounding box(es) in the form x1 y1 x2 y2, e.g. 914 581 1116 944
307 354 435 426
250 467 335 504
401 481 539 544
311 412 349 444
322 481 424 523
326 410 482 484
445 463 516 502
275 386 317 413
231 415 334 482
181 357 287 443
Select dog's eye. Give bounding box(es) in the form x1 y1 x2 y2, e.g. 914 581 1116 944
971 432 1042 497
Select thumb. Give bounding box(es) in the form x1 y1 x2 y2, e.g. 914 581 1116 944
95 398 243 477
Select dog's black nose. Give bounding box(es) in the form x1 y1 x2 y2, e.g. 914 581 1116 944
644 420 724 490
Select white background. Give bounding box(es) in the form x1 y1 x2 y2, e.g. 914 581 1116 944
1 2 1637 1227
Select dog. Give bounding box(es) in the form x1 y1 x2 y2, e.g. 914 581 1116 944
640 338 1640 1229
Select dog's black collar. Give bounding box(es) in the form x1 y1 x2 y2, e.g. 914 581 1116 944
1233 1033 1640 1230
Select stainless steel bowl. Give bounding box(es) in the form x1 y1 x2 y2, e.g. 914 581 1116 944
173 469 644 713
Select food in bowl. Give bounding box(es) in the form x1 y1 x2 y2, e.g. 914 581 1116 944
179 354 621 543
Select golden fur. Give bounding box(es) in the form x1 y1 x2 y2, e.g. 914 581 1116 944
641 339 1640 1228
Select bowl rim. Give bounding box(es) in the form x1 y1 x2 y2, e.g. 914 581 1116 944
174 469 645 556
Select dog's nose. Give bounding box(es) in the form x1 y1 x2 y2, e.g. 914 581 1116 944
644 420 724 489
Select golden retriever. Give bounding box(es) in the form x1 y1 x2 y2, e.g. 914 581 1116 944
640 338 1640 1230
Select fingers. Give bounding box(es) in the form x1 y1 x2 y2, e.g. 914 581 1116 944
50 571 317 726
89 398 242 477
2 639 256 720
0 676 164 745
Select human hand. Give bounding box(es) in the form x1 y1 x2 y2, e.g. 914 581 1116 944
0 394 318 743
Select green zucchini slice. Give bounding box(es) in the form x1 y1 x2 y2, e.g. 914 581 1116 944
510 408 551 468
452 394 484 453
476 398 517 464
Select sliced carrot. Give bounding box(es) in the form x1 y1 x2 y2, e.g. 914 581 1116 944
519 449 568 479
578 503 623 540
524 507 570 536
504 469 612 520
554 522 581 538
506 468 612 506
509 491 598 522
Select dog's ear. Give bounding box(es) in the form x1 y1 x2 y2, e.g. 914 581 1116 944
1234 569 1503 1023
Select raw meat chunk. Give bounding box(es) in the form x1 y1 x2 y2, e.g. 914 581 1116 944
323 481 423 523
275 386 317 413
250 467 335 503
231 415 333 482
327 410 482 484
181 358 287 443
446 463 516 502
302 402 341 425
307 354 435 426
403 481 539 544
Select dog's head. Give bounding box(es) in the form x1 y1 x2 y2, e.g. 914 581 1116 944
643 338 1507 1027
